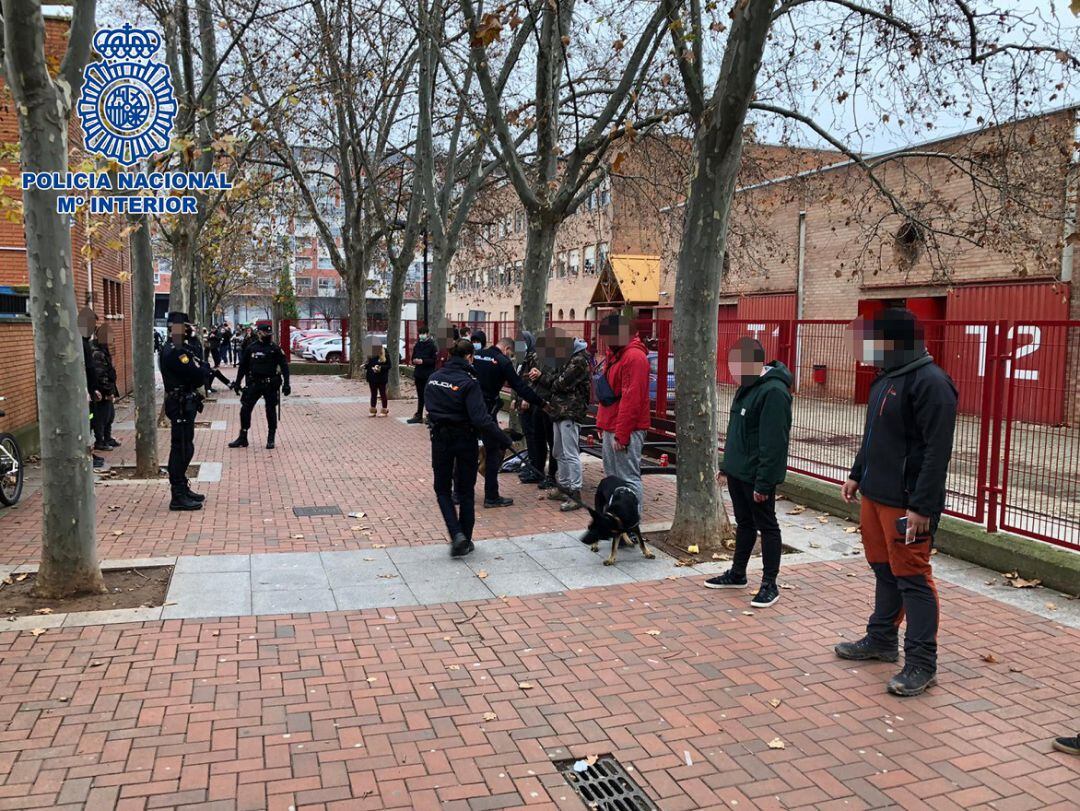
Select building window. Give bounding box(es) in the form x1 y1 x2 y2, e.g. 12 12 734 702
558 309 564 320
569 249 580 277
583 245 595 274
103 278 123 316
894 220 923 267
0 289 29 318
569 308 575 320
514 261 523 284
598 242 609 267
598 177 611 207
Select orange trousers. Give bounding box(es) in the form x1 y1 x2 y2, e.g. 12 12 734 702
860 497 939 670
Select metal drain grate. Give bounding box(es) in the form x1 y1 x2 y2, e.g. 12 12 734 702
555 754 657 811
291 505 342 517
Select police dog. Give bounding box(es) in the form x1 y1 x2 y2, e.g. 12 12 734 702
580 476 654 566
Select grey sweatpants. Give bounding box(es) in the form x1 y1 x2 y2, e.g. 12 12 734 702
552 420 583 492
601 429 645 506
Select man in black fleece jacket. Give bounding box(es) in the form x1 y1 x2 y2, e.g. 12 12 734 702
836 308 958 697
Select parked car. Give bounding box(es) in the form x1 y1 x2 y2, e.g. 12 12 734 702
647 351 676 404
290 329 333 353
302 336 343 360
309 334 406 363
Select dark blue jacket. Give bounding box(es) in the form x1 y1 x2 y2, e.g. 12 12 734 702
472 346 543 410
159 341 205 393
425 357 512 449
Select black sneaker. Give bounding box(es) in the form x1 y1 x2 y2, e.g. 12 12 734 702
519 472 543 484
834 636 900 663
704 569 748 589
1052 734 1080 755
228 434 249 448
93 441 111 451
750 581 780 608
107 438 121 448
450 532 474 558
887 664 937 697
266 439 275 449
406 414 424 424
92 455 105 469
169 492 203 511
538 477 557 490
484 497 514 508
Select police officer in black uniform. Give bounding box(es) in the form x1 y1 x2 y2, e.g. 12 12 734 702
159 312 208 511
470 330 544 508
426 339 514 557
229 323 291 449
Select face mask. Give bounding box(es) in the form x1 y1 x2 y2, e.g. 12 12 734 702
473 342 482 352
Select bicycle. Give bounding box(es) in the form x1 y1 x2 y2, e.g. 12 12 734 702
0 397 24 506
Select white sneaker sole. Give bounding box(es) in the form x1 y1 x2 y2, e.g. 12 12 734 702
750 595 779 607
704 581 748 590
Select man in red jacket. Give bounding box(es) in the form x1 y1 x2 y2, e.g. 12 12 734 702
596 315 651 505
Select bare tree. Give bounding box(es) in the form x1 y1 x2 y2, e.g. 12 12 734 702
2 0 105 597
129 212 159 478
459 0 676 331
660 0 1078 551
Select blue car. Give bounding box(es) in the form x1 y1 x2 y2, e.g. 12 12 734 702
647 351 676 404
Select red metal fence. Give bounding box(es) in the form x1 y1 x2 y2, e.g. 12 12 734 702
389 315 1078 550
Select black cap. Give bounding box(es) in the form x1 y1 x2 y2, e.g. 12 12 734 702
166 312 190 325
256 323 272 334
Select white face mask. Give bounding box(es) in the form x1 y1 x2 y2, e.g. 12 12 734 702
861 341 880 365
473 342 482 352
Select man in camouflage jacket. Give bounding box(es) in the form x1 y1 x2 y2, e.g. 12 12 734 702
539 337 591 510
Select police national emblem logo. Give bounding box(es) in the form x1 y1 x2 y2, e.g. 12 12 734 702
77 25 178 166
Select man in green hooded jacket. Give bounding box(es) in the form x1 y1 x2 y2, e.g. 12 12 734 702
705 337 793 609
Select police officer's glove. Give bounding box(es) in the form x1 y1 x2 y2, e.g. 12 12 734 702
282 384 291 396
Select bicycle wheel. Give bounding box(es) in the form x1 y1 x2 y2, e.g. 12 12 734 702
0 433 23 506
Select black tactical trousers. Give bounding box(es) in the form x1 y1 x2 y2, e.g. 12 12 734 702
168 418 196 488
91 399 115 443
431 428 479 541
239 381 280 434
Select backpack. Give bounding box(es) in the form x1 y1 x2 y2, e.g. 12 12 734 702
593 359 620 407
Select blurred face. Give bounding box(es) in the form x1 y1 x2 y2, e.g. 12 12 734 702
600 320 633 350
849 317 889 367
727 339 764 385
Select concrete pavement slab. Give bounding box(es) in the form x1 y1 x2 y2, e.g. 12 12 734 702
549 564 637 590
174 554 250 573
333 582 420 610
252 588 337 615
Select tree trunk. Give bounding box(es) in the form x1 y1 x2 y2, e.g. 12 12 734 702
385 257 408 399
5 0 104 598
345 250 368 379
668 0 777 552
428 243 449 329
171 226 195 316
519 217 557 332
129 212 159 478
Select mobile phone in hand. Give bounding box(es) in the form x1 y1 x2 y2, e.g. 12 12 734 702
894 516 931 544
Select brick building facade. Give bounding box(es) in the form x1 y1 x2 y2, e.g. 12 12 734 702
0 13 134 449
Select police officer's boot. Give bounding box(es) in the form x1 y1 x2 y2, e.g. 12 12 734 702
450 531 474 558
170 486 202 511
266 430 276 450
406 412 424 424
184 485 206 502
228 429 249 448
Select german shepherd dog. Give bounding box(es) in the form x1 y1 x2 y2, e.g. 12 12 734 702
580 476 654 566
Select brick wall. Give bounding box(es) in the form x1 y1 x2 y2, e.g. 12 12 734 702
0 16 134 439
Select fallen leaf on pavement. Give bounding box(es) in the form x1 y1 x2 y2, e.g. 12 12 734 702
477 570 489 580
366 677 378 683
769 698 782 708
518 681 534 690
15 573 28 582
779 584 794 590
1045 602 1057 611
292 534 305 539
34 608 53 615
767 738 786 750
802 525 817 531
742 611 755 616
1008 577 1040 588
376 574 397 580
844 526 860 534
348 511 367 519
1 577 11 585
846 573 857 577
711 552 730 560
787 505 806 515
112 530 123 536
1009 665 1023 673
645 629 661 636
586 754 598 766
687 545 699 554
982 653 999 664
372 544 387 549
817 516 829 524
447 664 461 671
30 628 46 637
483 712 497 721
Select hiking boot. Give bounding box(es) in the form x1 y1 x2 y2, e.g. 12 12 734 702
1052 733 1080 755
538 477 557 490
406 414 424 424
228 431 249 448
704 569 748 589
887 664 937 697
547 488 567 501
93 441 111 451
266 432 276 449
92 455 105 469
484 497 514 508
368 407 378 417
107 438 121 448
169 490 202 511
750 580 780 608
184 486 205 502
560 491 583 511
450 532 474 558
834 636 899 663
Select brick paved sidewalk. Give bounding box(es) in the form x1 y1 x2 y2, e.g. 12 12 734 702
0 562 1077 810
0 375 676 564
